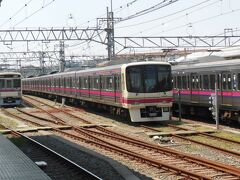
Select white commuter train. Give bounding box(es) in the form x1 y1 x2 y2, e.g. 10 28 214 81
22 61 173 122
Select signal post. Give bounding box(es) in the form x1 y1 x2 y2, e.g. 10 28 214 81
209 83 219 130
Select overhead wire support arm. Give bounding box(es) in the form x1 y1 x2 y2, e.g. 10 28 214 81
114 35 240 50
0 28 107 45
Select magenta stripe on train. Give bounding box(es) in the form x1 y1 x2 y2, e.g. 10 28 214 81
121 98 173 104
37 87 172 104
0 89 20 92
173 89 240 97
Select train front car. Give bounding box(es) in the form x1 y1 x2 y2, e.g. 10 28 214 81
0 72 22 106
121 62 173 122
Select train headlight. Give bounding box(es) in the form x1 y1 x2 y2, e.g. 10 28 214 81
163 107 169 112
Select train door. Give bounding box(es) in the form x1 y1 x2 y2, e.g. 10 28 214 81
232 72 239 109
190 73 200 103
221 72 233 106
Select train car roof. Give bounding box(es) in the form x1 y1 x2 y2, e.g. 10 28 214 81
23 61 170 80
75 61 170 74
0 72 21 76
172 58 240 72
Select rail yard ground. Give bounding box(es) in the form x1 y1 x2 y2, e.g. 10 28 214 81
0 95 240 179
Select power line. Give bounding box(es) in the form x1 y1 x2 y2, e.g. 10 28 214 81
14 0 56 27
120 0 179 22
159 7 240 35
0 0 35 28
116 0 212 29
134 0 221 35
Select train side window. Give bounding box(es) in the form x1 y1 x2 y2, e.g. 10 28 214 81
182 76 187 89
233 74 237 90
227 74 231 90
69 77 72 88
116 75 121 91
63 78 66 88
93 77 99 89
78 77 81 89
222 74 227 90
192 76 199 90
177 76 181 89
210 75 215 90
199 75 202 90
196 76 199 89
0 79 5 88
83 77 88 89
238 73 240 90
203 75 209 89
121 73 125 91
217 74 221 89
106 76 113 90
173 76 177 89
191 76 195 89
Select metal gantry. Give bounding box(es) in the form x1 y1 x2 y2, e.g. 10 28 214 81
1 28 240 72
0 28 107 44
114 36 240 54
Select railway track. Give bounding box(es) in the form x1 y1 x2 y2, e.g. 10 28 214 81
10 95 239 179
1 125 101 180
141 123 240 158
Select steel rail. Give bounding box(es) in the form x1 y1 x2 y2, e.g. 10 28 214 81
22 96 240 178
2 108 210 179
0 123 102 180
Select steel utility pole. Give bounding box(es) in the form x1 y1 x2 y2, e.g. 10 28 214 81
106 6 115 61
59 41 65 72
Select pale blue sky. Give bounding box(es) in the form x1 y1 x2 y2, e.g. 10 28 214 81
0 0 239 56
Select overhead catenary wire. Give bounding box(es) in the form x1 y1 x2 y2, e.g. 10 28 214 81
120 0 179 22
14 0 56 27
131 0 221 36
115 0 212 29
0 0 35 28
158 7 240 35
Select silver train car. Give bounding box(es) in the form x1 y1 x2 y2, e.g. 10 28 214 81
22 61 173 122
0 72 22 106
172 56 240 123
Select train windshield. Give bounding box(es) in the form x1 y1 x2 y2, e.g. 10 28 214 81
0 78 21 89
126 65 172 93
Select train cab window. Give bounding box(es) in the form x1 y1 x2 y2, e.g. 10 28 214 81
237 73 240 90
126 67 143 92
209 75 215 90
203 75 209 90
13 79 21 88
6 80 12 88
